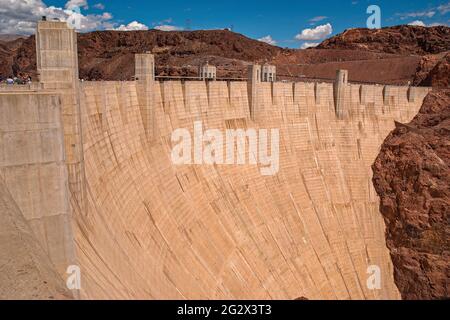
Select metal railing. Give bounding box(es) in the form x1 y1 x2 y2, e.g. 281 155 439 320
155 75 247 81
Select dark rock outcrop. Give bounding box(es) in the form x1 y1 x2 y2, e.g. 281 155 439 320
373 90 450 300
419 54 450 88
412 53 446 85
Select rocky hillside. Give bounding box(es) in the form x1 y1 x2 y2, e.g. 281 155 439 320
373 89 450 300
0 29 285 81
0 25 449 85
318 25 450 55
319 25 450 87
0 34 27 41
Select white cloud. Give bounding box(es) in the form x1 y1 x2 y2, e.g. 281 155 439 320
397 3 450 21
93 3 104 10
100 12 111 20
258 35 277 45
114 21 149 31
429 22 448 27
65 0 88 9
158 18 173 24
437 3 450 15
295 23 332 41
397 10 436 20
308 16 327 24
154 24 183 31
0 0 114 34
300 42 320 49
428 22 448 27
408 20 447 27
408 20 426 27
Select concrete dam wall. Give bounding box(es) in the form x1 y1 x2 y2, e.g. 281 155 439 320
0 21 431 300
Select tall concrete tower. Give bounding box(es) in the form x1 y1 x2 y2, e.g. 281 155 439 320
135 53 155 82
135 53 156 140
36 20 79 88
334 69 348 119
199 62 217 80
248 64 261 119
261 64 276 82
36 19 85 198
35 19 80 296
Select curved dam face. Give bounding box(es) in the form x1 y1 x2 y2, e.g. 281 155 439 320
71 81 428 300
0 21 431 300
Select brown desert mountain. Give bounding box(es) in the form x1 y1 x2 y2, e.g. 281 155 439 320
317 25 450 87
0 25 448 86
317 25 450 55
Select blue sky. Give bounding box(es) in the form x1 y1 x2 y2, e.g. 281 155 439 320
3 0 450 48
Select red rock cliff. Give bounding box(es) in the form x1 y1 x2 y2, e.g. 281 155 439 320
373 90 450 300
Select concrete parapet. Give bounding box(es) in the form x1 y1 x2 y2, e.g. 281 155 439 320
0 83 43 91
408 86 432 103
383 85 411 106
72 79 431 125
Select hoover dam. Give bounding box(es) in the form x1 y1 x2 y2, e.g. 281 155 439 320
0 21 432 300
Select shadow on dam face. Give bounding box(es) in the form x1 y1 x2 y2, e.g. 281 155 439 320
0 21 432 300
